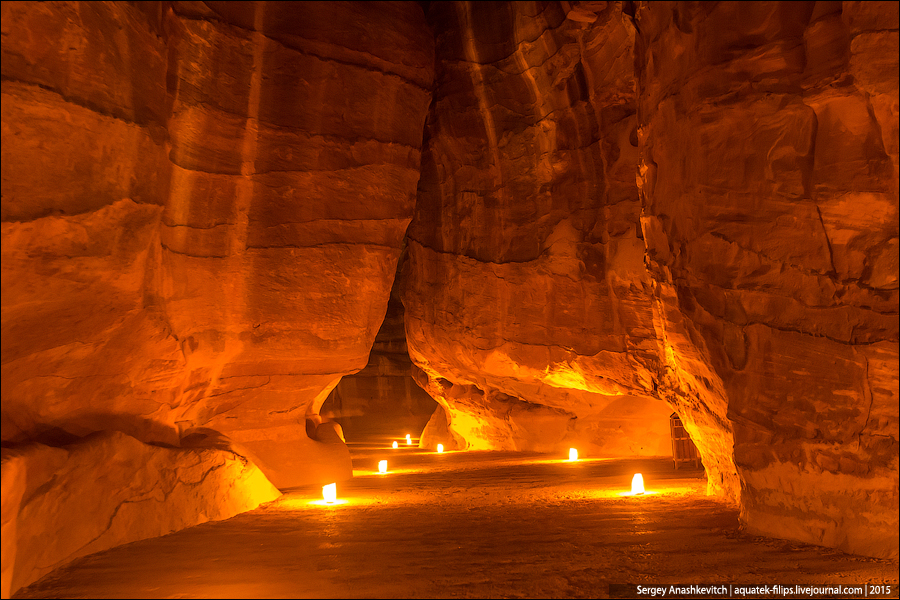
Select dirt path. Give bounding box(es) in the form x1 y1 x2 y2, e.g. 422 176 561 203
15 442 899 598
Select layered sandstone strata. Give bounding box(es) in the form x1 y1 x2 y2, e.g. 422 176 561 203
2 1 433 488
404 0 897 560
2 2 433 595
2 2 897 586
157 0 433 488
404 2 673 456
634 1 898 558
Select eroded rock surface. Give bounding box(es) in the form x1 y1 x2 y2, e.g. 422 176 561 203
2 2 432 595
2 0 433 489
158 1 433 487
2 1 897 588
404 1 673 456
634 1 898 558
403 0 897 560
1 430 280 597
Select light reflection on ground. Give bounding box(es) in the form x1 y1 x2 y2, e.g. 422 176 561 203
305 499 351 507
528 457 612 466
14 442 899 599
352 467 423 477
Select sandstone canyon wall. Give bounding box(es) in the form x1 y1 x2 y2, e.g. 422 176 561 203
2 430 279 597
635 0 898 559
403 0 897 560
1 1 433 594
1 1 897 594
2 0 433 483
156 0 432 488
404 1 676 458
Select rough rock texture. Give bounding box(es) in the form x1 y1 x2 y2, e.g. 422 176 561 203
2 2 432 595
321 249 437 441
2 0 897 587
404 2 673 456
1 1 177 449
157 0 433 486
1 0 433 488
1 430 280 597
634 1 899 558
403 0 897 560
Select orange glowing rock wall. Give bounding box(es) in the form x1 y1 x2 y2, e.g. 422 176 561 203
1 0 897 577
1 431 280 597
2 1 433 489
404 2 674 456
404 0 897 560
635 1 898 559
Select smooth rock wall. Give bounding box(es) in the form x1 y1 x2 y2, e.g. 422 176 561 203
634 1 898 558
157 0 433 488
2 2 432 594
2 1 176 447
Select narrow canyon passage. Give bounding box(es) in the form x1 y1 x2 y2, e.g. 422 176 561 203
2 2 898 597
14 441 898 599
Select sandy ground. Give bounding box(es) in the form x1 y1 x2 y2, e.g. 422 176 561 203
14 439 900 599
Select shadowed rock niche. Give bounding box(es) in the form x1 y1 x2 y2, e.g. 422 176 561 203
0 0 898 597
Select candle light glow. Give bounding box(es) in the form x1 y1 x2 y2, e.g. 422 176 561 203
631 473 645 495
322 483 337 503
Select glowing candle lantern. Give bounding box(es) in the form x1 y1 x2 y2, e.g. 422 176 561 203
568 448 578 461
392 441 399 449
631 473 645 495
437 443 444 453
378 460 388 474
322 483 337 504
406 434 412 445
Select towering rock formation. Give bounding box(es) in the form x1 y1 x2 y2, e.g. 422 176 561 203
2 1 433 594
404 0 897 559
1 2 897 594
405 1 674 456
635 0 898 559
157 0 433 488
2 0 433 485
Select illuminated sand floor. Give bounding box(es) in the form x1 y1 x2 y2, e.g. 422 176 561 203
16 441 899 599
